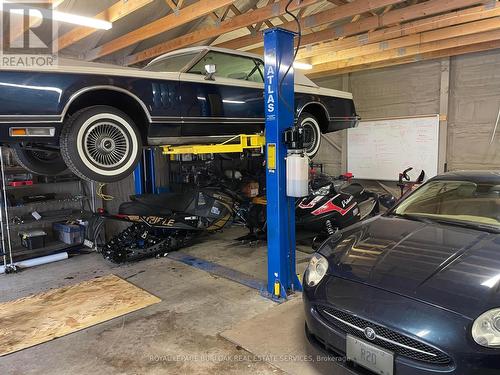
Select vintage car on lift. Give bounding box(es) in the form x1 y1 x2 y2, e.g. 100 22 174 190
0 46 358 183
303 171 500 375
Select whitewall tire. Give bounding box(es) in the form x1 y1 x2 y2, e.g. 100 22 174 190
300 112 322 158
60 106 142 183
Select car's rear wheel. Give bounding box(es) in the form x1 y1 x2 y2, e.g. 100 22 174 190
60 106 142 183
299 112 322 158
11 143 68 176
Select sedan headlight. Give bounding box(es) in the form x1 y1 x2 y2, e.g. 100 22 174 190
305 253 329 287
472 308 500 348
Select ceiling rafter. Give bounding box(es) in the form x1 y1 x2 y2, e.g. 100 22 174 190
308 17 500 65
215 0 407 51
246 0 493 57
297 2 500 60
123 0 321 66
307 27 500 76
295 1 500 61
230 3 258 35
307 39 500 78
164 0 185 13
57 0 155 52
85 0 235 61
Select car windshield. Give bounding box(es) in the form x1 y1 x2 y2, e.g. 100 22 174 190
393 179 500 230
144 52 199 72
188 51 264 83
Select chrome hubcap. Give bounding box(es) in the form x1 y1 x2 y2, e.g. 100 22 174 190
84 122 129 168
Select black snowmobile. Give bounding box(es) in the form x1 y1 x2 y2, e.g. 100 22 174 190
238 173 380 245
102 187 240 262
296 173 380 245
296 173 380 230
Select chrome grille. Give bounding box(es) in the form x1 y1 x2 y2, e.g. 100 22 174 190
317 306 452 365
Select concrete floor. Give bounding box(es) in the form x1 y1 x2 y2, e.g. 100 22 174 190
0 227 314 375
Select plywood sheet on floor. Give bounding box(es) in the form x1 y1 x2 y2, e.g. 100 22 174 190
0 274 160 356
221 297 351 375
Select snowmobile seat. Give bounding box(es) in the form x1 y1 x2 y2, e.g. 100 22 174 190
341 183 365 198
118 201 173 216
119 192 195 216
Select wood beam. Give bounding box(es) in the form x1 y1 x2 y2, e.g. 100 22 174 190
307 16 500 65
85 0 235 61
123 0 321 65
306 39 500 78
216 0 406 50
328 0 349 5
249 1 499 58
206 5 233 45
230 4 260 35
165 0 178 11
165 0 186 12
295 2 500 61
57 0 155 52
307 28 500 75
51 0 66 8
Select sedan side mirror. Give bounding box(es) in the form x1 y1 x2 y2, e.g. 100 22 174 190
204 64 216 80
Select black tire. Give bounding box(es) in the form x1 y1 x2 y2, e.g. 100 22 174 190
60 105 142 183
299 112 322 158
11 144 68 176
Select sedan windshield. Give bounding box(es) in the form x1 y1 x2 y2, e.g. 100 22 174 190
393 180 500 230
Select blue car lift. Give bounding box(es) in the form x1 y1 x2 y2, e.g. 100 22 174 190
132 28 302 301
263 28 302 299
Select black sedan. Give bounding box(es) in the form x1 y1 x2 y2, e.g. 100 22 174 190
0 46 357 183
303 171 500 375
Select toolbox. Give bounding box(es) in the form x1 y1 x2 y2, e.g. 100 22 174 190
53 222 85 245
19 230 47 250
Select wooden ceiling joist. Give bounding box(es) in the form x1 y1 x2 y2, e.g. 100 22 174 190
85 0 235 61
123 0 322 66
307 28 500 76
307 39 500 78
295 1 500 61
248 0 497 62
216 0 407 51
57 0 155 52
51 0 66 8
307 17 500 65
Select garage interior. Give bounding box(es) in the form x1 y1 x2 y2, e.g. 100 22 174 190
0 0 499 374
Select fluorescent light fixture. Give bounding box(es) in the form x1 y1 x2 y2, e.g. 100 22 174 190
293 62 313 70
51 11 112 30
3 1 112 30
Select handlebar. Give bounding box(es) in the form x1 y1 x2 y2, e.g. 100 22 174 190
399 167 413 184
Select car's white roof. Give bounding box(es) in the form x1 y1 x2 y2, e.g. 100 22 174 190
149 46 319 88
149 46 265 65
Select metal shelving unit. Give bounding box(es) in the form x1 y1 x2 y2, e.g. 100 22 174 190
0 147 95 272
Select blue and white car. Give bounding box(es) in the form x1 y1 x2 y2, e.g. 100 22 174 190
0 46 358 182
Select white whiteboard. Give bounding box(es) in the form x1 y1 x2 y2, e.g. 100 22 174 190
347 115 440 181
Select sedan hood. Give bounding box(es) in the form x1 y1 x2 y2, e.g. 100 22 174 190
321 216 500 318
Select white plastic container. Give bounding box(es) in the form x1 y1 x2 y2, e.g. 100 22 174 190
286 152 309 197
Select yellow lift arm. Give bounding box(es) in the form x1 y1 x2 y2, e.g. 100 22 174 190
161 134 266 155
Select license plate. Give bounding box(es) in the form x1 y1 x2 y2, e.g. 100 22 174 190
346 335 394 375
